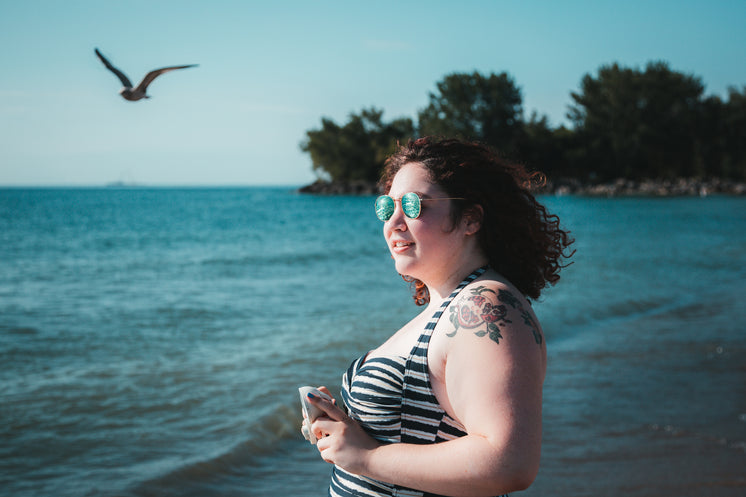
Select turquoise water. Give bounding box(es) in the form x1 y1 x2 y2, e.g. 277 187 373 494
1 188 744 496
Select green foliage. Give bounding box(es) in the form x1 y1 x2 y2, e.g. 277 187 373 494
301 65 746 184
300 108 414 183
719 86 746 180
417 71 523 154
514 112 569 179
568 61 705 181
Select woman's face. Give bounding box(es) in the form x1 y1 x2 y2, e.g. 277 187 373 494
383 162 472 284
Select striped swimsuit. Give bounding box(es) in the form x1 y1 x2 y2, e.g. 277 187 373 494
329 267 508 497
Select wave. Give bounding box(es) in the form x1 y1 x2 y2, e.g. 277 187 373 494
201 250 332 268
543 294 678 342
648 422 746 455
2 326 39 335
199 244 384 270
121 402 309 496
544 279 743 346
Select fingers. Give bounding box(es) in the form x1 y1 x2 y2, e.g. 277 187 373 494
303 386 349 444
306 392 346 422
315 431 331 453
312 415 338 435
311 415 343 445
316 386 338 406
308 401 349 443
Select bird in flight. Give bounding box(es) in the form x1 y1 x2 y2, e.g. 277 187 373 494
94 48 197 101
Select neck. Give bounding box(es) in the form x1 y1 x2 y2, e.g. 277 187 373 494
423 254 489 304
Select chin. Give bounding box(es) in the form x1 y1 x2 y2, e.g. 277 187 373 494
393 257 420 279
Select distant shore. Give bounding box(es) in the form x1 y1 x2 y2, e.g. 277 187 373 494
298 180 380 196
299 177 746 197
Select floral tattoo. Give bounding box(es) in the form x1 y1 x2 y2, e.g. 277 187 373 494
447 285 543 345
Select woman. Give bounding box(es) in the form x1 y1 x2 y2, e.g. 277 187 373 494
306 137 574 497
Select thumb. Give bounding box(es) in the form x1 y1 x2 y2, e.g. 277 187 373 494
307 392 347 422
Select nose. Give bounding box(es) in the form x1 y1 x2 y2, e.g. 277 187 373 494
385 201 408 231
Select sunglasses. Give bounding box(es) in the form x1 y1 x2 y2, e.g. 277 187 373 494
374 192 464 221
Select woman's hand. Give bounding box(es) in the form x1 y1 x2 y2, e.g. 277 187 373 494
307 387 381 475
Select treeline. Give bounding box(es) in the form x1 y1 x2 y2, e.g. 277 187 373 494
300 61 746 187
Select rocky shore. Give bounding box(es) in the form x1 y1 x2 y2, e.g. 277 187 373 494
298 180 380 195
541 177 746 196
299 177 746 197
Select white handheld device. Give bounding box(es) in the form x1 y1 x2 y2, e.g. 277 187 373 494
298 386 332 444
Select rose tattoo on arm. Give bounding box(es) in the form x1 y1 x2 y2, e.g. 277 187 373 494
447 286 543 345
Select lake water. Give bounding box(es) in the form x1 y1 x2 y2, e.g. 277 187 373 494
1 187 744 496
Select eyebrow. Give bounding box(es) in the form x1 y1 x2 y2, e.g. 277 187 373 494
389 191 430 198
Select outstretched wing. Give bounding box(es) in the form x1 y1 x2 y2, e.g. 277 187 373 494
94 48 133 88
135 65 198 93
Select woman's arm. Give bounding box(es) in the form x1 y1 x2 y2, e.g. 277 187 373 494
311 283 545 497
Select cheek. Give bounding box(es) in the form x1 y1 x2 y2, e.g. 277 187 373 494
383 222 393 240
437 211 460 232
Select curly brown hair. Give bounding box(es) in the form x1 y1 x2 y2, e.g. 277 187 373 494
380 137 574 304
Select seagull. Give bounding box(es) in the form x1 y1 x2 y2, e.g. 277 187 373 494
94 48 197 101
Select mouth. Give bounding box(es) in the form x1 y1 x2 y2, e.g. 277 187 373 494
391 240 414 252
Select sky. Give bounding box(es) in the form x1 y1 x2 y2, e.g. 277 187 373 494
1 0 744 187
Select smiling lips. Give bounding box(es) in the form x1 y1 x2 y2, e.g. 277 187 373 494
391 240 414 253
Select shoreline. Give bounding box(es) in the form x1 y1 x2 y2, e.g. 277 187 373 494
298 177 746 197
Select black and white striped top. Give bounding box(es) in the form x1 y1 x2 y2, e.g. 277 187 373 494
329 266 507 497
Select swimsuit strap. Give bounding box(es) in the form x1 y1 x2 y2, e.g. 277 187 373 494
427 265 489 327
397 264 489 456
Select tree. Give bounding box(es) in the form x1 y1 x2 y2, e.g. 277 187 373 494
721 86 746 179
693 94 726 178
568 61 705 181
512 111 572 179
300 108 414 183
417 71 524 155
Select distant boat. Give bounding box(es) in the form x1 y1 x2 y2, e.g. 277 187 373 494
94 48 197 101
105 181 142 188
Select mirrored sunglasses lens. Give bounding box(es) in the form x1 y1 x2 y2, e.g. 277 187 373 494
401 192 421 219
375 196 395 221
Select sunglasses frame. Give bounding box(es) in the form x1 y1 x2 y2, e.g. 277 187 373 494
375 192 465 222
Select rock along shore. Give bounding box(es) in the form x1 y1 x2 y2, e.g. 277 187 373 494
299 177 746 197
298 180 380 195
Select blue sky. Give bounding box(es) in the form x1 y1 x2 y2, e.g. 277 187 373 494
1 0 744 186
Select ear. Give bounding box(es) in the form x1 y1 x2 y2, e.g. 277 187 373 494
463 204 483 236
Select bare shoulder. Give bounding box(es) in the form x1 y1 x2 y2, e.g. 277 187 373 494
441 275 544 348
432 274 547 433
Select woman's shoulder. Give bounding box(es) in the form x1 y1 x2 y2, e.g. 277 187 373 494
441 271 544 349
464 270 530 306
